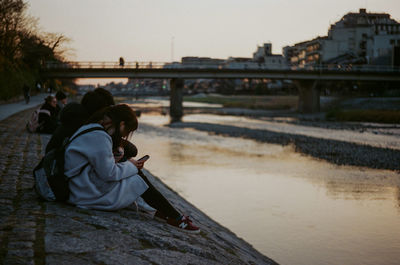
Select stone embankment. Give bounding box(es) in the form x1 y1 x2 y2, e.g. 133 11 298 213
0 108 277 265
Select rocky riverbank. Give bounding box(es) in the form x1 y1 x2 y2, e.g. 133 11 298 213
0 108 277 265
130 97 400 170
168 119 400 171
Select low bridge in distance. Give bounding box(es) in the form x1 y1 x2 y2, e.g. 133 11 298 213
42 61 400 121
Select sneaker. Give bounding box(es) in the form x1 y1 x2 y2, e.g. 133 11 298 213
167 215 200 234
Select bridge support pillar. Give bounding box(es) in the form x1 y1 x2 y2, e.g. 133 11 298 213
295 80 320 113
170 78 184 122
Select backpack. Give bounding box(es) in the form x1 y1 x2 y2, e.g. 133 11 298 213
26 108 50 133
33 127 104 202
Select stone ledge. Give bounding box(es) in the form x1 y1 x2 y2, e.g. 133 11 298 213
40 132 277 264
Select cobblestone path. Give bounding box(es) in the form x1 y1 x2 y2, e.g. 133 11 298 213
0 108 46 265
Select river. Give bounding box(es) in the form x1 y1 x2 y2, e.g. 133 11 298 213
129 111 400 265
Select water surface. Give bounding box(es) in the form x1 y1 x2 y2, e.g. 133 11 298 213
131 114 400 265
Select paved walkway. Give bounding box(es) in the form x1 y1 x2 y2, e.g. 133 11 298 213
0 94 48 122
0 108 45 264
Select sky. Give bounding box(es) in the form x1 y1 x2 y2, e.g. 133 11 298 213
27 0 400 85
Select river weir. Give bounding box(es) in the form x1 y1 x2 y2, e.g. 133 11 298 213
130 110 400 265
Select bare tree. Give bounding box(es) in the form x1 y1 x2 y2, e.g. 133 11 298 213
0 0 72 100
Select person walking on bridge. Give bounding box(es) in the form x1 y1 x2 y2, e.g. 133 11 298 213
119 57 125 67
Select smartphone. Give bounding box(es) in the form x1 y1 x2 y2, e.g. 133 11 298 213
137 155 150 162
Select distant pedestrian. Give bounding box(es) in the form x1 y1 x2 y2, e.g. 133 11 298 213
23 84 30 104
119 57 125 67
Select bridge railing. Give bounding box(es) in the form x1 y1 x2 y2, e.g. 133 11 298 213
296 64 400 72
45 61 400 72
45 61 167 69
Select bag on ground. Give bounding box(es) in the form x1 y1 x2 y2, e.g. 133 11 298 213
33 127 103 202
26 108 50 133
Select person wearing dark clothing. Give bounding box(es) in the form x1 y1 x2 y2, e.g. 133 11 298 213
45 88 137 159
37 96 59 134
23 84 30 104
45 103 89 153
45 92 105 153
80 90 114 116
55 91 67 116
94 87 115 105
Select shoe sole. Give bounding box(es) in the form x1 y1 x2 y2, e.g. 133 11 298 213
139 211 200 234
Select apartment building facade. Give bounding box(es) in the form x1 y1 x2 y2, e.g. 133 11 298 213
284 9 400 67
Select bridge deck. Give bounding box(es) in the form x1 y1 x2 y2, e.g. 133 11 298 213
43 62 400 81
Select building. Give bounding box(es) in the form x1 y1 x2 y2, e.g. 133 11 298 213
224 57 257 69
285 9 400 67
253 43 288 69
181 57 225 68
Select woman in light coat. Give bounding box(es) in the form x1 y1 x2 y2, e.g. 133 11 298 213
64 104 200 233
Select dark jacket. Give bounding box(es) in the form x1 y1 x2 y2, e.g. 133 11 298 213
37 103 58 134
45 103 89 153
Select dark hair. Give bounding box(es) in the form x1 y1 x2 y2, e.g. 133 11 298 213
81 91 111 117
59 102 89 127
45 95 55 104
55 91 66 100
87 104 138 150
94 87 115 105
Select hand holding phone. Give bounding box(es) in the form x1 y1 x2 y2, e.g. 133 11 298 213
130 155 149 169
137 155 150 162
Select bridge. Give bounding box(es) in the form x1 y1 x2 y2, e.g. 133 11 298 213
42 61 400 121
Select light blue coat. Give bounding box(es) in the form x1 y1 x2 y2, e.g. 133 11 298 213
64 123 149 210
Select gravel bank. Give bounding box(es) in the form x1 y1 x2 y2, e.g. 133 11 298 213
169 121 400 171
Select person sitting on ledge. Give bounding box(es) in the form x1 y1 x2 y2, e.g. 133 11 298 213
37 95 59 134
55 90 68 116
64 104 200 233
46 88 137 162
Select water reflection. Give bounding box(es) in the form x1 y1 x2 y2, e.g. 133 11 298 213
324 181 393 200
131 114 400 265
168 142 186 162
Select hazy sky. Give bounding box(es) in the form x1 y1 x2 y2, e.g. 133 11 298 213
28 0 400 63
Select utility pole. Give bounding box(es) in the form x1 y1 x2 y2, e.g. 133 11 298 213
171 36 174 62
